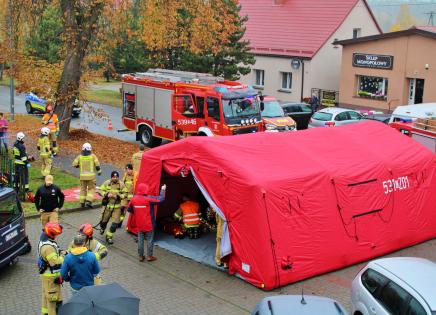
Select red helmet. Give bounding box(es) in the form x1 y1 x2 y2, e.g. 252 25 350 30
44 222 63 239
79 223 93 238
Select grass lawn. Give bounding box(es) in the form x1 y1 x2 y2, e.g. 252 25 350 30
82 89 121 107
21 162 82 217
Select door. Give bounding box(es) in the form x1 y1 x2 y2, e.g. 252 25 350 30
173 94 200 136
414 79 424 104
408 79 415 105
205 96 223 135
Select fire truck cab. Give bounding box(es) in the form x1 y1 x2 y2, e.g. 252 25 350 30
121 69 262 147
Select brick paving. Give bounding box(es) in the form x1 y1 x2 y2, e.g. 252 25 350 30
1 208 435 314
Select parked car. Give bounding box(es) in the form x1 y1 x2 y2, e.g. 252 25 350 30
0 185 32 269
260 97 297 132
308 108 363 128
351 257 436 315
281 102 313 129
363 113 392 124
252 295 349 315
25 92 82 117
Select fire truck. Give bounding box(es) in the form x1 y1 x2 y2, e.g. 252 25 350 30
121 69 262 147
390 118 436 153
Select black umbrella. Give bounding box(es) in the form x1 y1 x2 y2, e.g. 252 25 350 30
59 282 140 315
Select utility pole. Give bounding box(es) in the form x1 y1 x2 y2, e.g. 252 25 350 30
426 11 436 26
8 0 15 121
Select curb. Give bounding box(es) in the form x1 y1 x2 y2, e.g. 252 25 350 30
25 203 102 220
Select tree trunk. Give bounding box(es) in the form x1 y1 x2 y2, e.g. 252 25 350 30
56 0 105 140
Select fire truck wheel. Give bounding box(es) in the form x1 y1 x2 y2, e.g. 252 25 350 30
139 126 162 147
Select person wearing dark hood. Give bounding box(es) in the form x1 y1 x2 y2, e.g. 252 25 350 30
72 142 101 208
61 233 100 294
34 175 65 227
128 183 166 262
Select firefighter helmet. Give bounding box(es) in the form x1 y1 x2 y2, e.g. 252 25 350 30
82 143 92 151
44 222 63 239
41 127 50 136
16 132 25 141
79 223 93 238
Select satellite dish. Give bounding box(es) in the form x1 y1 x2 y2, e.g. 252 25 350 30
291 58 301 70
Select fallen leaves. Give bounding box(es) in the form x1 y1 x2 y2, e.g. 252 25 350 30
7 114 145 168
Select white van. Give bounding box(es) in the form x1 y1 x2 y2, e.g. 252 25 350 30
389 103 436 123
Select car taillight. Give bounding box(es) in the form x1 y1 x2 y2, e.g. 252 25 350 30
325 121 335 127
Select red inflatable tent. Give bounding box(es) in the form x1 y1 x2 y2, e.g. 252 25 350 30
129 121 436 289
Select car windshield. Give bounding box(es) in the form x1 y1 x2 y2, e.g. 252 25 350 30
301 105 312 112
261 101 285 118
312 112 333 121
0 193 22 228
222 97 260 118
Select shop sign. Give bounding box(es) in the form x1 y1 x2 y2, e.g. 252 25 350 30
352 53 393 70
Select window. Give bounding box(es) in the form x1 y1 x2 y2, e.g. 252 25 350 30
406 298 427 315
254 69 265 87
335 112 349 121
361 269 388 295
348 111 362 120
206 97 221 121
379 281 410 314
312 112 333 121
196 97 205 116
174 95 195 115
353 28 362 39
357 76 388 100
0 194 22 228
281 72 292 90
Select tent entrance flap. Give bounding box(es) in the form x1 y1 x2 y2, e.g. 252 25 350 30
154 169 230 267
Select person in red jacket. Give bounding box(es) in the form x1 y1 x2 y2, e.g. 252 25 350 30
128 183 166 262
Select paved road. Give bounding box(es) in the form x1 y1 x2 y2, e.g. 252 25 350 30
0 85 138 144
1 208 436 314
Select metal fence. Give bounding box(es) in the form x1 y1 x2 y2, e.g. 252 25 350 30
0 147 14 187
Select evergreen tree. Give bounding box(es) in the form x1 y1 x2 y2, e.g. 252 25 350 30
26 5 63 64
178 1 254 80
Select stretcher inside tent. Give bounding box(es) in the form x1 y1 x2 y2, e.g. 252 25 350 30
63 187 102 202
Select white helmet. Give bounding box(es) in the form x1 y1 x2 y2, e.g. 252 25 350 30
41 127 50 136
16 132 25 141
82 143 92 151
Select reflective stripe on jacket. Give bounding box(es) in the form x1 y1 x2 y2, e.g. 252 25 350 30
42 113 59 132
123 173 134 199
37 136 51 157
38 237 63 276
72 153 100 180
180 201 201 226
13 141 28 165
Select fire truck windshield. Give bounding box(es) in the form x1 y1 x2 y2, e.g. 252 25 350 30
222 98 260 119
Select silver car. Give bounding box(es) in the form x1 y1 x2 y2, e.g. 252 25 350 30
252 295 348 315
351 257 436 315
308 107 363 128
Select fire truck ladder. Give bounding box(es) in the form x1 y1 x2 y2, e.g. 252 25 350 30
132 69 224 85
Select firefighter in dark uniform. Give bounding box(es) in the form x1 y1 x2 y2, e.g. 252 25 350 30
13 132 32 192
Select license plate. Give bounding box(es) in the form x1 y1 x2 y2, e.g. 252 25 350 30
5 230 18 242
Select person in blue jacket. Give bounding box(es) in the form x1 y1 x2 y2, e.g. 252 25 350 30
61 234 100 294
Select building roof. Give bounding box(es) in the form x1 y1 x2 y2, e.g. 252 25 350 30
416 25 436 33
335 27 436 46
239 0 381 58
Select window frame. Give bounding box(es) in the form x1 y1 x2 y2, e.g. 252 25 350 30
206 97 221 121
357 75 389 101
353 28 362 39
254 69 265 87
174 94 196 117
280 72 292 90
